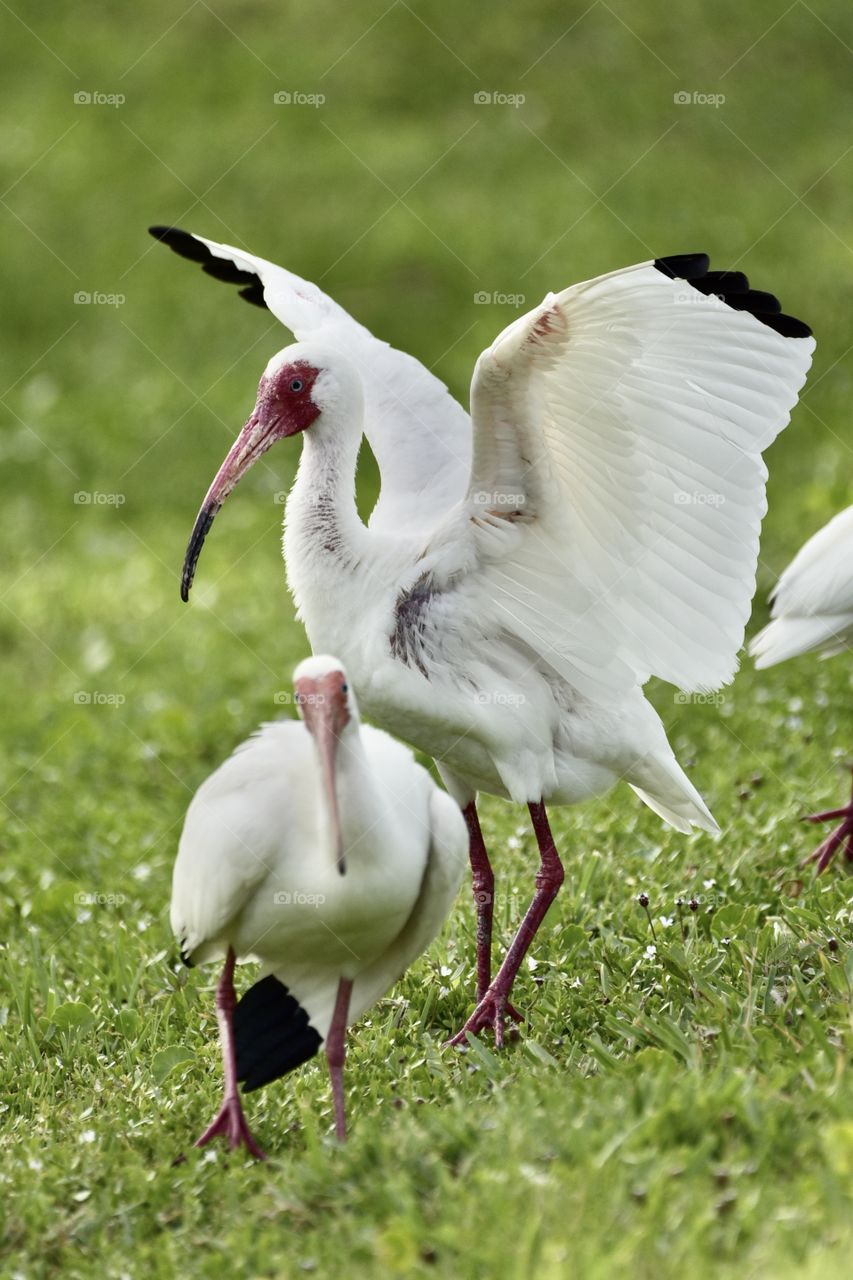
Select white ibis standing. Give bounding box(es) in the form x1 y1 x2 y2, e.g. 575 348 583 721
171 655 467 1154
151 227 814 1043
750 505 853 871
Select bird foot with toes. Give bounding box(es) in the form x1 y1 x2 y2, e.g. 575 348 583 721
446 991 524 1049
801 798 853 873
194 1095 266 1160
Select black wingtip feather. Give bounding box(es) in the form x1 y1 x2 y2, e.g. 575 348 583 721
149 225 209 263
757 312 813 339
654 252 710 280
693 270 749 295
234 975 322 1093
725 289 782 315
238 283 268 308
201 258 258 287
654 253 812 338
148 224 270 311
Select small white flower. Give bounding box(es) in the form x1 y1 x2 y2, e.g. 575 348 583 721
80 1129 96 1144
28 1158 43 1172
644 944 657 959
659 916 674 928
703 879 716 890
507 836 521 850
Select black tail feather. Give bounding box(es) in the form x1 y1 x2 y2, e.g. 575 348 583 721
234 975 323 1093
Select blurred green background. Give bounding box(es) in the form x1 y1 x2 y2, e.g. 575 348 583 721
2 3 852 1277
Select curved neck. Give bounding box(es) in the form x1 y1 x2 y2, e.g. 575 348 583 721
292 425 367 559
284 414 379 654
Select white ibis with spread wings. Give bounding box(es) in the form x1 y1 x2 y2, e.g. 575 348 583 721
152 227 814 1041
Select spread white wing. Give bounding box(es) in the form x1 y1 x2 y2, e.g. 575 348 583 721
750 505 853 666
458 254 814 698
149 226 471 533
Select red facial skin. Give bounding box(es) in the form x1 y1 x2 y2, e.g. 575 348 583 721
295 671 351 874
181 360 321 601
256 361 322 438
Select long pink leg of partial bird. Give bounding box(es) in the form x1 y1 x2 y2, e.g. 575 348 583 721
448 801 564 1048
801 768 853 873
195 948 266 1160
326 977 353 1142
464 801 495 1002
463 801 524 1022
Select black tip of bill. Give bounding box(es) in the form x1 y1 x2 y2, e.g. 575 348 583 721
181 502 219 602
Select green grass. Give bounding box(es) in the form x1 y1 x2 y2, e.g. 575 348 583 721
2 1 853 1275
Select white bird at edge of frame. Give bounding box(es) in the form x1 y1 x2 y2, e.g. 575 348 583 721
150 226 815 1045
170 654 467 1157
750 504 853 872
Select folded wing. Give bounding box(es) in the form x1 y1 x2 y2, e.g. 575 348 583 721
349 787 466 1022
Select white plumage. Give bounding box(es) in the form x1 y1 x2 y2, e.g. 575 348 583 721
749 507 853 874
151 228 471 535
171 655 466 1152
153 228 814 1039
750 505 853 667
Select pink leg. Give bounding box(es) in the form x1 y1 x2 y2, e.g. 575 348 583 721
326 977 353 1142
464 801 495 1002
801 768 853 873
448 801 564 1048
194 948 266 1160
463 800 523 1017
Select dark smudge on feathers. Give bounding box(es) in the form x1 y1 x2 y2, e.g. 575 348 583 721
390 572 435 677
